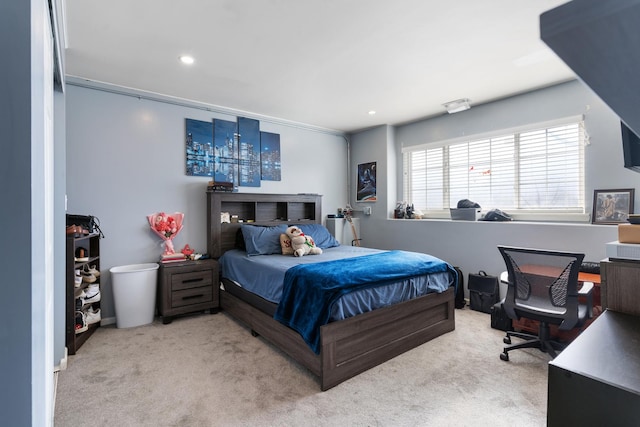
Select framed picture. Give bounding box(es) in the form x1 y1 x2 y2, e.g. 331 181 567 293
592 188 635 224
357 162 377 202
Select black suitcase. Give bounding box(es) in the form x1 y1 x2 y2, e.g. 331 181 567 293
490 301 512 331
468 270 499 313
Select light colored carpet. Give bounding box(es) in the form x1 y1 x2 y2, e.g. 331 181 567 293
54 308 549 427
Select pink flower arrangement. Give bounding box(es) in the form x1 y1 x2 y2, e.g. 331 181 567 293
147 212 184 255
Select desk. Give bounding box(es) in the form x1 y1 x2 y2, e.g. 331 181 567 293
547 310 640 426
500 270 601 342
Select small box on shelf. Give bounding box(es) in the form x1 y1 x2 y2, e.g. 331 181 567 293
618 223 640 244
450 208 482 221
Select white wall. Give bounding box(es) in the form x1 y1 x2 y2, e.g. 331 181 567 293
66 78 639 321
66 84 348 319
349 81 638 298
396 80 639 204
348 125 395 218
54 89 67 368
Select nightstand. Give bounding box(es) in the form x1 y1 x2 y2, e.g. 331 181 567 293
157 259 219 324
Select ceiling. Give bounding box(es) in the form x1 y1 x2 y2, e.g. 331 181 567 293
63 0 576 133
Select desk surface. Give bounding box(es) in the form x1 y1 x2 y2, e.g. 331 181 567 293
578 271 601 284
549 310 640 395
500 270 600 285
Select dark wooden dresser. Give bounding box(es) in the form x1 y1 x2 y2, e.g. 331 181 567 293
547 310 640 425
157 259 219 324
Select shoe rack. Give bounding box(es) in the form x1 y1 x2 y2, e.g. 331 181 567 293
65 232 101 355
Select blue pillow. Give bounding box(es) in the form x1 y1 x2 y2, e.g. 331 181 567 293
240 224 288 256
297 224 340 249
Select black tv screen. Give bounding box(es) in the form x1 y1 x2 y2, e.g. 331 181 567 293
622 122 640 172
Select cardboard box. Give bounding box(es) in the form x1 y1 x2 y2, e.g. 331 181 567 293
450 208 481 221
618 223 640 244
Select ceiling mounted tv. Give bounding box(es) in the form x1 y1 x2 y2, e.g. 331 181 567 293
622 122 640 173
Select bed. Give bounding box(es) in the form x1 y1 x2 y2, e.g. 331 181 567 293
207 192 456 390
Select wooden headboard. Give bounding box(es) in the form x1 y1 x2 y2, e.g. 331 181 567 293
206 192 322 259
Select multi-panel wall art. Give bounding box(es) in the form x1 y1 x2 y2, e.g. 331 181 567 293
185 116 281 188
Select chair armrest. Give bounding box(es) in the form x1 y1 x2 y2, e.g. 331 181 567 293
578 281 594 318
500 271 509 284
578 281 594 295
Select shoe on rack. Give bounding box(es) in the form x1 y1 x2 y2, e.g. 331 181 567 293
85 307 101 325
75 311 88 334
67 225 89 237
74 275 83 288
80 291 100 306
75 247 89 262
81 271 97 283
66 225 81 237
83 264 100 278
84 283 99 298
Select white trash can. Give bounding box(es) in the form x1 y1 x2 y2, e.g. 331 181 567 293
110 263 159 328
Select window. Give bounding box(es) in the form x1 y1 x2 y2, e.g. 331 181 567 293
403 118 586 221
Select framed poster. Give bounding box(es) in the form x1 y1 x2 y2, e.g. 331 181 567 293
357 162 377 202
592 188 635 224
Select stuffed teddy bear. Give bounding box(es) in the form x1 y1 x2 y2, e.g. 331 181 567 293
285 225 323 257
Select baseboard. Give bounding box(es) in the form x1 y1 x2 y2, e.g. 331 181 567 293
54 347 68 372
52 369 59 423
53 348 66 424
101 316 116 326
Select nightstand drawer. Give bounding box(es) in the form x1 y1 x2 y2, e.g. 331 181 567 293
172 286 214 308
171 270 213 291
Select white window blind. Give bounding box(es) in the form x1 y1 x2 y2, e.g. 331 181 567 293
403 120 585 219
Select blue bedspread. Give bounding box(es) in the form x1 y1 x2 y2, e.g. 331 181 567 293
273 250 456 354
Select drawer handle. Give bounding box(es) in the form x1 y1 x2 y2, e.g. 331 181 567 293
182 294 203 300
182 278 204 284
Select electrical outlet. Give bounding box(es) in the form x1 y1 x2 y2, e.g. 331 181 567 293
364 206 372 215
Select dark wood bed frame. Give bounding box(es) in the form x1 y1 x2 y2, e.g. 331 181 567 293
207 191 455 390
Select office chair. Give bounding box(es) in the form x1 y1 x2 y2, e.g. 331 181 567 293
497 246 594 361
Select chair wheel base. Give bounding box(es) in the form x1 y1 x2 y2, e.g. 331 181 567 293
500 352 509 361
503 337 511 344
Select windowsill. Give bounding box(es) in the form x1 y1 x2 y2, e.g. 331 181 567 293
386 216 614 227
400 211 591 223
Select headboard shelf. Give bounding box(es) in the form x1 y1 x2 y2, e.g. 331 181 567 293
207 192 322 258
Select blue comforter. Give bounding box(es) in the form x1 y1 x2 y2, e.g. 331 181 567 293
273 250 456 354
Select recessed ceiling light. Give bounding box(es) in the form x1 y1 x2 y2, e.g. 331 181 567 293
368 110 376 115
179 55 195 65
